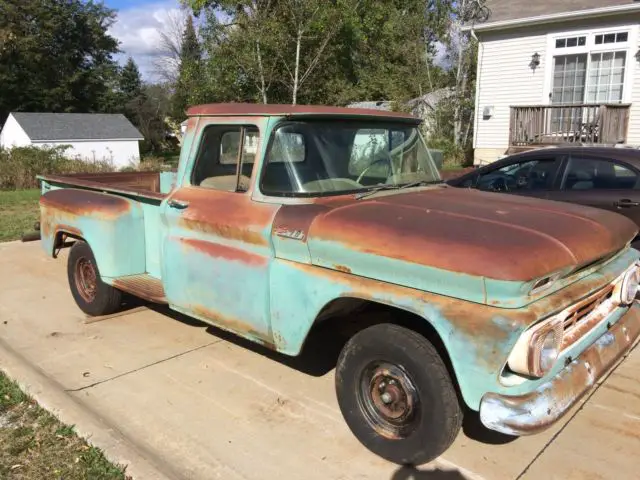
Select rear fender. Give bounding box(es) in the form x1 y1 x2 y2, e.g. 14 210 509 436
40 189 146 278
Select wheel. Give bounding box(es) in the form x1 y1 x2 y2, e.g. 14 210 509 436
335 323 462 465
67 241 122 316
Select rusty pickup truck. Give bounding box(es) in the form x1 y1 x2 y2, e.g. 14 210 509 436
38 103 640 465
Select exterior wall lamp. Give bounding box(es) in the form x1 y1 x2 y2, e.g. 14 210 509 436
530 52 541 70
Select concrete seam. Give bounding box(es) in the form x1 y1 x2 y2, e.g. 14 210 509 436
514 339 640 480
65 340 222 393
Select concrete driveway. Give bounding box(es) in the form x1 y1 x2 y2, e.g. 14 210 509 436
0 241 638 480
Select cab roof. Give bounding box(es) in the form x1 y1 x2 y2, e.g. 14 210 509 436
186 102 419 122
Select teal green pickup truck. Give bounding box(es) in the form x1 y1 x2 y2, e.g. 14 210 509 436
38 104 640 465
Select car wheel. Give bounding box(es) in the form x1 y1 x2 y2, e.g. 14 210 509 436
335 323 462 465
67 241 122 316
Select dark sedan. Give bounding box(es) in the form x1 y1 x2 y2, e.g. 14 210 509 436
446 146 640 232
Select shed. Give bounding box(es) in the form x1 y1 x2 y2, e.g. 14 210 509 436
0 113 144 168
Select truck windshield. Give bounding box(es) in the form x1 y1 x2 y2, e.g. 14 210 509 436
260 120 441 197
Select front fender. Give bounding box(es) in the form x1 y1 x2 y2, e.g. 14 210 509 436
40 188 146 278
268 259 533 410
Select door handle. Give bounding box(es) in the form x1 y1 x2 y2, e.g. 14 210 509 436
167 199 189 210
615 199 640 208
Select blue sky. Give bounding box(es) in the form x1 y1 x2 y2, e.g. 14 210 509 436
105 0 185 80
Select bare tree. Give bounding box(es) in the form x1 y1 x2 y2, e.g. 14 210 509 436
153 8 190 84
274 0 358 105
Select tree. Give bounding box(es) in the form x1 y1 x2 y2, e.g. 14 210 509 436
129 84 173 154
171 15 205 119
181 0 457 113
154 8 191 85
120 57 143 101
0 0 121 123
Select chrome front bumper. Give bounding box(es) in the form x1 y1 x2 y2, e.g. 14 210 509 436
479 302 640 436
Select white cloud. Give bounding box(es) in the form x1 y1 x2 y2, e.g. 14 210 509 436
108 1 187 81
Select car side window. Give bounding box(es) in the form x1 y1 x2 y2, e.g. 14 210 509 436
191 125 259 192
562 157 638 190
476 158 559 192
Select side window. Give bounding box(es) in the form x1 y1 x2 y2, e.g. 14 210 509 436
476 158 559 192
192 125 259 192
563 157 637 190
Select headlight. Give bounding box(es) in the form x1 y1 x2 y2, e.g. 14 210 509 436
507 317 563 378
618 265 640 305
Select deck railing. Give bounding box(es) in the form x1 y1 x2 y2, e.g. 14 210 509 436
509 104 630 146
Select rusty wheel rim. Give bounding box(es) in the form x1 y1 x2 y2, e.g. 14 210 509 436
75 257 97 303
358 361 419 439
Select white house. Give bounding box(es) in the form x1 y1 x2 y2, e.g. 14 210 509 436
0 112 144 168
467 0 640 166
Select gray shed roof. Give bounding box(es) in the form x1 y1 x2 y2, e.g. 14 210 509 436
10 112 144 141
481 0 633 25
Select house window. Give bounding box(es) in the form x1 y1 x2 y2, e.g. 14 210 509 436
586 51 626 103
555 36 586 48
550 30 630 106
549 29 630 131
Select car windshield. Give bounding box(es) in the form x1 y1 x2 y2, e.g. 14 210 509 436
260 120 441 196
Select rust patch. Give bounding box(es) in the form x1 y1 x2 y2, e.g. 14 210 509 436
192 304 275 350
40 175 166 201
182 238 268 266
334 265 352 274
113 275 167 304
41 189 132 217
186 103 419 121
306 188 636 282
272 204 331 243
56 224 83 238
172 187 277 246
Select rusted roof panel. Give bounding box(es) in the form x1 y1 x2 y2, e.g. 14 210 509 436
186 103 419 121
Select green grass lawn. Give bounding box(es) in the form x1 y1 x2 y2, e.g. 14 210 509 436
0 190 41 243
0 372 130 479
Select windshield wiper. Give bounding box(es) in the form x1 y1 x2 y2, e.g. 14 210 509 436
354 180 443 200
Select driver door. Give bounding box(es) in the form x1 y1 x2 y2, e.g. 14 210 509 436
475 155 563 200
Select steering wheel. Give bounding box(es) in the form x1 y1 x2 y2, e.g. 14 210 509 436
490 176 510 192
356 156 393 184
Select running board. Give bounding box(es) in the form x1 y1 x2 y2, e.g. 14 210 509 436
112 274 167 304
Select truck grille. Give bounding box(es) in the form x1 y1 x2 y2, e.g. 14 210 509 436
561 284 615 350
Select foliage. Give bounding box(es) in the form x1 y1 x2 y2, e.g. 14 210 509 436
0 146 173 191
0 189 41 242
183 0 453 107
0 146 114 190
171 16 205 120
119 58 143 102
0 371 131 478
0 0 121 124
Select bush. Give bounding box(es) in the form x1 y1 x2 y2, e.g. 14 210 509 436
0 146 172 190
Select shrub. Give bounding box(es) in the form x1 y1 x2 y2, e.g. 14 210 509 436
0 146 172 190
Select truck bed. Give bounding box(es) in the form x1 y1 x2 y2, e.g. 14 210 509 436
37 170 177 201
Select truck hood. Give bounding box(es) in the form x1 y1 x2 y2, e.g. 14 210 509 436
274 186 637 285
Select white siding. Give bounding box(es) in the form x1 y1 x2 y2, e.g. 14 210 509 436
475 15 640 163
627 31 640 144
33 140 140 168
474 30 547 151
0 114 31 148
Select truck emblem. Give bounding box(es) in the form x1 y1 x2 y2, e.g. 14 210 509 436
275 227 306 241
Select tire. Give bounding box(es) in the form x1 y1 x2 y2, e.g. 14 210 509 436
335 323 462 465
67 241 122 316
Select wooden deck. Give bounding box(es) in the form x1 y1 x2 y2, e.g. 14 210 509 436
510 104 630 147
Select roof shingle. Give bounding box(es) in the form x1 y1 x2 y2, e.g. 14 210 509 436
10 112 143 141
